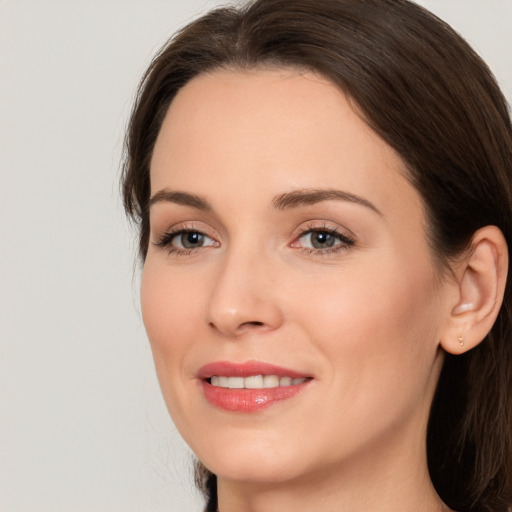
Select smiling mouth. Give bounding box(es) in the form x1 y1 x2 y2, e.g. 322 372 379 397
197 361 313 412
208 375 309 388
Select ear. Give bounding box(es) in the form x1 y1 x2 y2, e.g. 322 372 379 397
440 226 508 355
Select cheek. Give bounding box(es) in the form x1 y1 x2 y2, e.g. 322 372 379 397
141 258 203 343
293 253 439 332
140 260 202 393
276 258 443 465
288 253 442 401
140 259 215 444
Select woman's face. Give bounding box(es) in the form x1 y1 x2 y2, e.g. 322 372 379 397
142 68 450 484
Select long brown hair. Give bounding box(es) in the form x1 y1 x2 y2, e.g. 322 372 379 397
122 1 512 511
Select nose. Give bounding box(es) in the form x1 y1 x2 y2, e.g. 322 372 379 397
206 245 284 338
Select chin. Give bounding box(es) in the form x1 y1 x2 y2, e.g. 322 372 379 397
190 431 311 484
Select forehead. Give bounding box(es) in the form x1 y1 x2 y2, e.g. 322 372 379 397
150 67 421 223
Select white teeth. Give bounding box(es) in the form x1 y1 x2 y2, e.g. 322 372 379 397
228 376 244 389
279 376 292 386
245 375 264 388
209 375 308 389
263 375 279 388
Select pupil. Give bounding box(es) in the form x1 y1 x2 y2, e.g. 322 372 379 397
182 232 203 248
312 232 335 248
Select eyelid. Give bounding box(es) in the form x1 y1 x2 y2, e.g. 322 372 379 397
152 221 220 254
290 221 356 253
156 229 216 248
291 220 355 241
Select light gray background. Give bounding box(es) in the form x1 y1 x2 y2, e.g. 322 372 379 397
1 1 511 511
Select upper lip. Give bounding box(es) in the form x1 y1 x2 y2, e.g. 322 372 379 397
197 360 311 380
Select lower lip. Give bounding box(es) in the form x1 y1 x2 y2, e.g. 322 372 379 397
202 381 310 412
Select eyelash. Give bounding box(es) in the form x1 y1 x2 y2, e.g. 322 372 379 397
154 225 216 256
154 223 355 256
292 223 355 256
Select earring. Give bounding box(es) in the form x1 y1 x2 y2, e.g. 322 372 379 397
458 336 464 346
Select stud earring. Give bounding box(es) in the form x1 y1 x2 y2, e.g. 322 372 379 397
458 336 464 346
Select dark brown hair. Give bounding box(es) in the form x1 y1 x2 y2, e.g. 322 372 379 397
122 1 512 510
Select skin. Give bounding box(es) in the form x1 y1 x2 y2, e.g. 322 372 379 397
142 68 458 512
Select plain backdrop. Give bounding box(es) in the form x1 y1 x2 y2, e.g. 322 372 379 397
1 1 511 511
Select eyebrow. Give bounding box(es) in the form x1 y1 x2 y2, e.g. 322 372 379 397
149 187 381 216
149 189 212 211
273 188 382 215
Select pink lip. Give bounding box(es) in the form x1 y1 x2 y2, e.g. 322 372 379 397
197 361 312 413
197 360 309 379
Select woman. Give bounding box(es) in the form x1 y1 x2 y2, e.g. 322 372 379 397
122 0 512 511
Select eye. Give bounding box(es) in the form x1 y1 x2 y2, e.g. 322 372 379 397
155 229 218 253
291 226 355 254
300 231 340 249
172 231 215 249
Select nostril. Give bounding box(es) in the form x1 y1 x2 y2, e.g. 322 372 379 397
238 321 267 330
208 320 265 335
